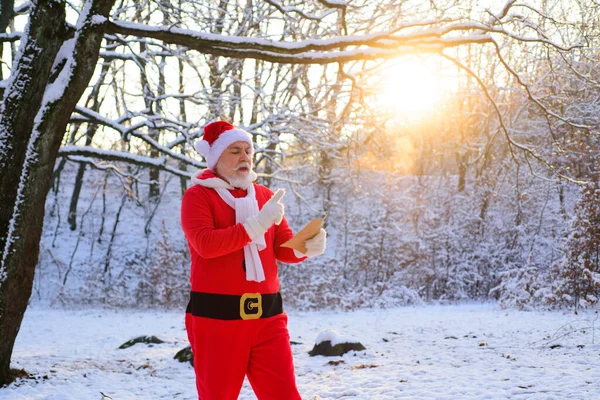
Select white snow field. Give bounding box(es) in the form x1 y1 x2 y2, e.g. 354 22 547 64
1 303 598 400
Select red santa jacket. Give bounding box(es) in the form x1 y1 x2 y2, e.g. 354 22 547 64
180 169 305 295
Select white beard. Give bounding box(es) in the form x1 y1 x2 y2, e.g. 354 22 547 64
227 173 253 189
216 160 254 189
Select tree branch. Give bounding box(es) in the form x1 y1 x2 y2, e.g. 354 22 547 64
59 146 194 178
104 19 494 61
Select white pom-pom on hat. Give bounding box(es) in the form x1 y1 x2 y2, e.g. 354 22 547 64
195 139 211 157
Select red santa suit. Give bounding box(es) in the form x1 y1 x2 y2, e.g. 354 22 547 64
181 168 306 400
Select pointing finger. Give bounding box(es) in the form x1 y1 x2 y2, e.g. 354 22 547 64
271 188 285 203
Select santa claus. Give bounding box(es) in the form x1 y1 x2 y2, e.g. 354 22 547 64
181 120 326 399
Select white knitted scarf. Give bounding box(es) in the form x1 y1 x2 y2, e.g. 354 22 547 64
192 170 266 282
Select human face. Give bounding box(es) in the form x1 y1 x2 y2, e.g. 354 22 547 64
214 141 254 188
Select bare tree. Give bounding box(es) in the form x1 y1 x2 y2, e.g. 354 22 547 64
0 0 116 385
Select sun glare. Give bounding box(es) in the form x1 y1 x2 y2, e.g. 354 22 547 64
375 57 445 118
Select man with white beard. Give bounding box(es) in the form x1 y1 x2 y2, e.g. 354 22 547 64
180 121 327 400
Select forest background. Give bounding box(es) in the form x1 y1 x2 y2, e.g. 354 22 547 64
1 0 600 383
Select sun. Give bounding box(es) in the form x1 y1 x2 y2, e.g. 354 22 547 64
375 57 445 118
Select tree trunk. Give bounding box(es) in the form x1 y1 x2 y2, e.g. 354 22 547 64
0 1 69 385
0 0 115 386
68 162 88 230
178 55 188 196
0 0 15 83
137 38 162 201
67 60 111 230
456 150 467 193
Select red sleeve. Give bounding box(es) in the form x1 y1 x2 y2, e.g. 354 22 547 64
181 187 251 259
273 215 307 264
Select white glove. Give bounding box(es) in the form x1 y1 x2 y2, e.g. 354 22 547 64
243 189 285 240
294 228 326 258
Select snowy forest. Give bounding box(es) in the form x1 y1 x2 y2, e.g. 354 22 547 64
1 0 600 389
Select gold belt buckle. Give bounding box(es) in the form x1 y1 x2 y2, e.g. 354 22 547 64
240 293 263 320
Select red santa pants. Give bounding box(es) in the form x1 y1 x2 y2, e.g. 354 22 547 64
185 312 301 400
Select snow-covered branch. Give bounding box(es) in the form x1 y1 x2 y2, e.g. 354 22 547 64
63 154 193 179
104 19 499 62
72 106 204 168
264 0 336 21
442 51 589 186
59 145 194 178
489 40 591 130
0 32 21 42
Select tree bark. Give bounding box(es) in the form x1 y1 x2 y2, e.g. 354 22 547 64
0 0 115 386
0 0 69 384
177 54 188 197
138 39 162 201
68 162 88 230
0 0 15 34
67 61 111 230
456 150 467 193
0 0 15 82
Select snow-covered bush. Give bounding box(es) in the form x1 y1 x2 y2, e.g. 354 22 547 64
553 180 600 309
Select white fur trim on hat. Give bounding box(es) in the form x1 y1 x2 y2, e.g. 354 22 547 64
197 128 253 169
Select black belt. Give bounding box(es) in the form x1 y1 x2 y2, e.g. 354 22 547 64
186 291 283 320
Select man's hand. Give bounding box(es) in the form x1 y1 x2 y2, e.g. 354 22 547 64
258 189 285 227
243 189 285 240
294 228 327 258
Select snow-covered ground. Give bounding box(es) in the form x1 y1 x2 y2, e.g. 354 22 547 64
2 303 598 400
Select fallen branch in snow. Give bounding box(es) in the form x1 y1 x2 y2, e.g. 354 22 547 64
531 311 599 346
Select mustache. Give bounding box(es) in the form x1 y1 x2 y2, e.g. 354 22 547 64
234 162 251 171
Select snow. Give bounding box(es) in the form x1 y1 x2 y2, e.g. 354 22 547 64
315 328 359 346
41 38 76 106
319 0 347 5
91 15 107 25
110 19 381 47
0 32 22 42
60 145 167 167
109 19 490 52
3 303 599 399
70 106 203 168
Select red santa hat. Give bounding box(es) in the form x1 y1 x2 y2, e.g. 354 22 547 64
195 121 254 169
